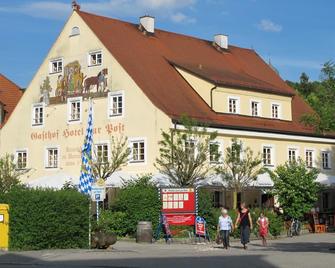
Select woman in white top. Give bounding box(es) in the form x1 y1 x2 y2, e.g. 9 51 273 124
217 208 234 249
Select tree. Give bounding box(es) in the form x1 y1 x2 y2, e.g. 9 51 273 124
269 159 320 219
155 116 218 186
0 154 22 194
92 136 130 181
216 138 266 209
288 61 335 133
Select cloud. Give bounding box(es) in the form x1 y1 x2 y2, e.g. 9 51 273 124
257 19 282 32
0 1 70 20
270 57 321 70
170 12 196 23
0 0 196 23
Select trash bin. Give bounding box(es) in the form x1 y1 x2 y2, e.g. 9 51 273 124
136 221 153 243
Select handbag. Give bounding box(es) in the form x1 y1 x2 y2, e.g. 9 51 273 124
215 233 223 244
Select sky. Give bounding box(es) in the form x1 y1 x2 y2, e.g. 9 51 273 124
1 0 335 88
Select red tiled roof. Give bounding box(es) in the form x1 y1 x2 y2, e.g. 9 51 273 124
77 11 332 138
0 74 23 128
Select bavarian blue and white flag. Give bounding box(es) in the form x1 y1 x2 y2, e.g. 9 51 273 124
79 99 94 195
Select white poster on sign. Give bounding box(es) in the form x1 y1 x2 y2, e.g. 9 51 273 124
91 185 106 202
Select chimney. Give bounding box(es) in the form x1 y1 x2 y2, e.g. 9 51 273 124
72 1 81 11
214 34 228 50
139 16 155 34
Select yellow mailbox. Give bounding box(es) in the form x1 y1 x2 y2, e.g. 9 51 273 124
0 204 9 250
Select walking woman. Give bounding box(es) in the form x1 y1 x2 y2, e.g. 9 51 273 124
217 208 234 249
235 202 253 250
257 212 269 246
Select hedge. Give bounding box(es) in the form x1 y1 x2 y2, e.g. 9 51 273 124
0 186 89 250
110 175 161 236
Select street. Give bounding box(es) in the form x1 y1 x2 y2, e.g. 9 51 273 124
0 233 334 268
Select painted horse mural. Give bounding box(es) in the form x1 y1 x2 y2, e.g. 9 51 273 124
83 68 108 93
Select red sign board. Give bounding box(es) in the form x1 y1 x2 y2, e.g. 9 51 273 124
161 188 195 213
195 216 206 236
165 214 196 226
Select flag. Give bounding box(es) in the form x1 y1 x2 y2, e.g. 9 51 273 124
79 100 94 195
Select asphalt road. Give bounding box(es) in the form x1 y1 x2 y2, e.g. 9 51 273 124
0 233 334 268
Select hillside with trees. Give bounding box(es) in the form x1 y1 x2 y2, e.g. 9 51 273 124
286 61 335 133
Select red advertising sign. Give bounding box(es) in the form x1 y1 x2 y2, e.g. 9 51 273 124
161 188 196 226
165 214 196 226
195 216 206 236
161 188 195 213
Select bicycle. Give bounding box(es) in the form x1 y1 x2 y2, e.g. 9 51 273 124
287 218 301 237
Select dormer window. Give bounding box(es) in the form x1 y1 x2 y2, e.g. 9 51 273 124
228 97 239 114
251 101 260 117
271 103 280 119
49 58 63 74
70 26 80 36
88 51 102 66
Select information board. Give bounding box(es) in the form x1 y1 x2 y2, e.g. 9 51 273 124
91 185 106 202
161 188 195 213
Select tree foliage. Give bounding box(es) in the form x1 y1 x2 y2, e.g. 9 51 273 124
0 154 23 195
287 61 335 133
155 116 218 186
216 138 265 208
92 136 130 181
270 159 320 219
111 175 161 236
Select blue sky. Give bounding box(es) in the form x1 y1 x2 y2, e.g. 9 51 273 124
1 0 334 88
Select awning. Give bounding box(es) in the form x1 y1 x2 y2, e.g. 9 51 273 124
26 172 78 189
317 173 335 187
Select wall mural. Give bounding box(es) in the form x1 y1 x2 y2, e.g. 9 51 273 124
40 61 110 104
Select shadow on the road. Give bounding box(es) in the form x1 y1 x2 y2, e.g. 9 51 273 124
0 252 277 268
250 241 335 253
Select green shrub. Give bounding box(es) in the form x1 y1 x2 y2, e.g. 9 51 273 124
0 186 89 250
111 175 161 236
93 211 128 237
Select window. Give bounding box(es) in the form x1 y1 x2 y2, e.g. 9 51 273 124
49 58 63 74
251 101 260 117
271 104 280 119
70 26 80 36
130 140 145 163
322 151 331 169
228 98 238 114
32 103 44 126
108 91 123 117
46 148 59 169
95 143 109 164
288 148 298 163
185 140 196 159
67 97 81 122
16 150 27 169
263 146 272 166
322 192 329 210
305 150 314 168
88 51 102 66
209 142 220 163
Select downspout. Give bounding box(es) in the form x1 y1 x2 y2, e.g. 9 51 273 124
210 84 218 110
